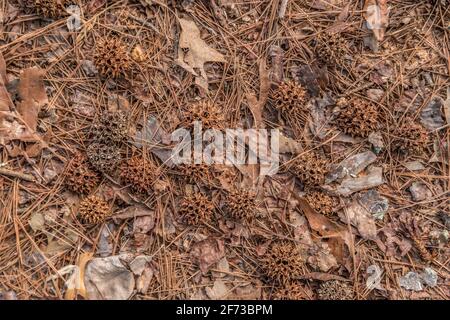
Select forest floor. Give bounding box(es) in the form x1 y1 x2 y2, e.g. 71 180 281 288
0 0 449 300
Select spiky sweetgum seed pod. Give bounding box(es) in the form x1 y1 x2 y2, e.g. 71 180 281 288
93 37 131 78
91 111 129 144
178 163 213 185
120 156 158 195
315 33 348 66
391 118 429 155
290 152 328 188
304 190 339 216
225 189 257 220
317 280 354 300
182 100 225 130
334 97 379 138
263 241 304 284
78 195 111 224
64 153 100 195
87 143 122 174
178 193 214 226
23 0 69 19
273 282 307 300
271 80 308 114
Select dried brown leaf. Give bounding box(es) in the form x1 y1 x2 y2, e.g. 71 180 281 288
340 199 377 240
291 64 328 97
363 0 389 42
16 67 47 130
296 196 353 266
246 60 269 129
190 238 225 274
176 17 226 92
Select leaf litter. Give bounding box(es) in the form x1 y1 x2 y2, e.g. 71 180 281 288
0 0 448 301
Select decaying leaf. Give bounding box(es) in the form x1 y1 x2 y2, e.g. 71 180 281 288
133 215 155 237
176 17 226 92
420 96 445 130
64 252 93 300
113 205 155 221
409 182 433 202
232 282 262 300
269 45 284 84
340 197 378 240
366 264 384 290
0 64 48 156
205 279 229 300
279 133 303 154
131 45 147 63
190 238 225 274
28 208 79 255
134 116 174 167
307 242 339 272
246 60 269 129
376 226 412 258
363 0 389 42
129 255 154 294
291 63 328 97
17 67 48 131
29 212 45 232
296 196 353 266
84 255 135 300
45 228 79 255
359 190 389 220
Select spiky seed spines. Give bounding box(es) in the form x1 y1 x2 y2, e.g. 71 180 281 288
178 163 213 185
263 241 304 284
304 190 339 216
225 189 257 220
391 117 429 155
64 153 100 195
182 100 225 130
317 280 354 300
271 80 309 115
273 282 308 300
120 156 159 195
315 33 348 66
91 111 129 144
178 193 214 226
334 97 379 138
93 37 131 78
290 152 329 188
87 143 122 174
78 195 111 224
22 0 69 19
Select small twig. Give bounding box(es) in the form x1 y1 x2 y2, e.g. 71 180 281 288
0 168 35 182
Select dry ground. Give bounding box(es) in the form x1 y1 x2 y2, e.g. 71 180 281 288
0 0 449 300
